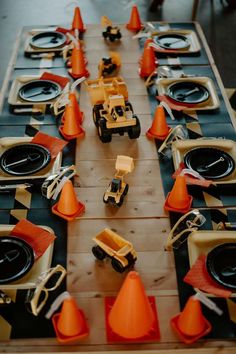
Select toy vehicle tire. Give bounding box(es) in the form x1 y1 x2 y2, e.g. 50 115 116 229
123 184 129 196
92 245 106 260
98 119 112 143
93 105 102 127
111 258 126 273
128 116 141 139
117 195 124 207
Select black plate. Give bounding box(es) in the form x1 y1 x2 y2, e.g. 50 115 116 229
0 236 34 284
167 81 210 104
154 33 190 50
206 243 236 290
30 31 67 49
0 143 51 176
184 147 235 180
18 80 61 102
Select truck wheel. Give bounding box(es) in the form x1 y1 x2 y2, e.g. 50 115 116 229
98 119 112 143
128 116 141 139
117 195 124 207
93 106 101 127
92 245 106 260
111 258 126 273
123 184 129 196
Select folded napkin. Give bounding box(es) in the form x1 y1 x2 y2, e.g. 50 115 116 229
156 95 196 111
184 255 232 298
40 72 70 89
31 131 67 160
172 162 213 187
10 219 56 260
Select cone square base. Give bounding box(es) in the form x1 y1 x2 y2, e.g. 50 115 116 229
164 192 193 214
171 313 212 344
52 201 85 221
52 309 89 343
146 126 171 141
105 296 161 343
59 125 85 140
68 69 89 79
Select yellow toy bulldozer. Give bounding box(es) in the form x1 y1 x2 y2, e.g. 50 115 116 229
101 16 122 42
86 76 141 143
98 52 121 78
92 228 137 273
103 155 134 207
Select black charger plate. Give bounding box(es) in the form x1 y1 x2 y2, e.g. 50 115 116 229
0 144 51 176
184 147 235 180
167 81 210 104
206 243 236 290
154 33 190 50
18 80 61 102
0 236 34 284
30 31 67 49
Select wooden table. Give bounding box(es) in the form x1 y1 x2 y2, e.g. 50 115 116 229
0 23 236 353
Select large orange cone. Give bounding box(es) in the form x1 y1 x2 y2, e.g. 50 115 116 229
59 103 85 140
69 47 89 79
126 5 143 32
52 296 89 343
105 271 160 342
146 105 170 140
52 180 85 221
72 7 85 33
139 45 156 78
69 92 84 125
164 175 193 213
171 296 212 344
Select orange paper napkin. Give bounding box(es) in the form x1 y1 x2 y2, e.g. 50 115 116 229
31 132 67 160
40 72 70 89
184 255 232 298
10 219 56 260
156 95 196 111
172 162 213 187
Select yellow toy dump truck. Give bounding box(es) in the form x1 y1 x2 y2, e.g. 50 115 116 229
98 52 121 78
101 16 122 42
86 76 141 143
92 228 137 273
103 155 134 207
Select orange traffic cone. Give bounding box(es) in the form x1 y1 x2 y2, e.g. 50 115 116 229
126 5 143 32
146 105 170 140
52 180 85 221
59 103 85 140
139 45 156 78
105 271 160 342
164 175 193 213
72 7 85 33
69 47 89 79
171 296 212 344
69 92 84 125
52 295 89 343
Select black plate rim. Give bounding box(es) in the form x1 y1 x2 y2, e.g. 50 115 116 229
183 147 235 180
206 242 236 290
167 81 210 104
0 143 51 176
18 79 62 103
30 30 67 49
154 33 190 50
0 235 34 284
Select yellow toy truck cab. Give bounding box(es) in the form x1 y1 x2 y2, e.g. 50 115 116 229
98 52 121 78
92 228 137 273
103 155 134 207
101 16 122 42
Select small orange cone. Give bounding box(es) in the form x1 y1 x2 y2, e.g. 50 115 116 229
59 103 85 140
105 271 160 342
52 296 89 343
146 106 170 140
52 180 85 221
139 45 156 78
126 5 143 32
69 47 89 79
69 92 84 125
171 296 212 344
164 175 193 213
72 7 85 33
